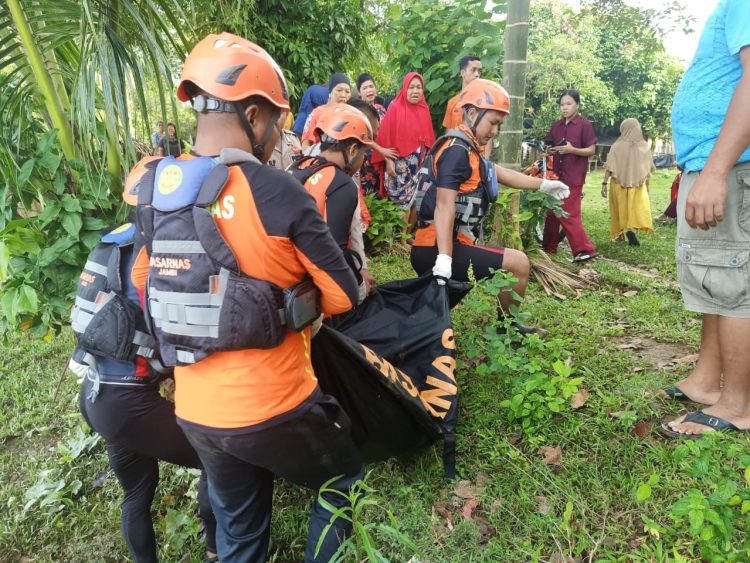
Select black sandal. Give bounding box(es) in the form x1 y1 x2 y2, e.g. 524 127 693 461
660 411 749 439
660 385 704 404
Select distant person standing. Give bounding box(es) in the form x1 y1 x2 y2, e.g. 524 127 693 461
157 122 185 157
601 118 654 246
442 55 482 131
301 74 352 151
544 89 598 262
372 72 435 228
151 120 164 155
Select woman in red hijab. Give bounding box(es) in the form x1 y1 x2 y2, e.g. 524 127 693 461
373 72 435 226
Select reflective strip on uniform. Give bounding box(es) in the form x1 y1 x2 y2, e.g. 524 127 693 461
83 260 108 276
71 296 99 333
151 240 207 254
176 350 196 364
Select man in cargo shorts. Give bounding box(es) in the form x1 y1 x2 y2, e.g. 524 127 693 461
662 0 750 437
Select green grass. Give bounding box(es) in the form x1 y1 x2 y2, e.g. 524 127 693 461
3 166 749 561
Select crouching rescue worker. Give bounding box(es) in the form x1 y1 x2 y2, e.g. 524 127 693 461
130 33 362 563
411 79 571 336
69 214 217 563
291 103 376 301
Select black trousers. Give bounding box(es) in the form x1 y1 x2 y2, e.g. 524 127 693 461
181 390 363 563
80 378 216 562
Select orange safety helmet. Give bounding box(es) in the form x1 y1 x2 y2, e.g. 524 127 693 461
176 32 289 111
456 79 511 115
315 103 374 146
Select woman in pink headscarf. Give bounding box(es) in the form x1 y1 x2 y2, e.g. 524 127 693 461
373 72 435 225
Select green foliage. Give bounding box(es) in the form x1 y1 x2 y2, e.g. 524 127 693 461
527 0 685 139
461 269 583 442
0 129 122 336
385 0 506 130
317 472 417 562
191 0 369 103
363 194 407 250
663 439 750 560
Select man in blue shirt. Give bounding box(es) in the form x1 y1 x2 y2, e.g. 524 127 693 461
150 120 164 154
662 0 750 438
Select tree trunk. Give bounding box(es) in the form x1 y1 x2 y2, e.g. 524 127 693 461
6 0 77 163
490 0 531 247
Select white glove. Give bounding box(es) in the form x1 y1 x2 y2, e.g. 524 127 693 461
540 179 570 200
68 358 89 384
432 254 452 286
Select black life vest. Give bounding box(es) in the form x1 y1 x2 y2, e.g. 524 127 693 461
414 129 499 241
292 156 364 281
136 153 320 367
70 223 167 399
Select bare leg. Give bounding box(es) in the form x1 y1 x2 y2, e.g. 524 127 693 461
667 316 750 435
498 249 530 313
662 314 722 405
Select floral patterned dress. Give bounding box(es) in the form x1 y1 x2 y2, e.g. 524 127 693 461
384 148 421 209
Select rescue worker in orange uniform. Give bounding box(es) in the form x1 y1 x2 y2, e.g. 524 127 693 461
291 103 376 300
129 33 361 562
412 79 571 336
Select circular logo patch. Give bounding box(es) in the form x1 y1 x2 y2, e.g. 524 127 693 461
157 165 183 195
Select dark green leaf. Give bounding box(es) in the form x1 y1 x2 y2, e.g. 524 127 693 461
61 211 83 238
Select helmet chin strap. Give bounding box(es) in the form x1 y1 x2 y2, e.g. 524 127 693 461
234 103 280 160
470 108 487 136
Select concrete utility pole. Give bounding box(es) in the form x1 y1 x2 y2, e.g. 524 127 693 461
491 0 530 246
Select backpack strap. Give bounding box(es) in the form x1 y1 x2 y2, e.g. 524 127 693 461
192 164 239 272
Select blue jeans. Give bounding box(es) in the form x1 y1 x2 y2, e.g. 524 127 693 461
182 391 363 563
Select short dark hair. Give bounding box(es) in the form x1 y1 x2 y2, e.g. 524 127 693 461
356 73 374 91
319 137 361 153
459 55 481 71
559 89 581 105
347 99 379 123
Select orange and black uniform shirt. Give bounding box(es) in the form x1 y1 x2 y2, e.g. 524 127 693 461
291 157 359 255
133 154 359 431
414 128 483 248
442 94 462 130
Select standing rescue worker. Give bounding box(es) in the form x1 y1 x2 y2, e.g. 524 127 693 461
411 79 570 335
291 103 376 300
132 33 361 562
69 210 217 562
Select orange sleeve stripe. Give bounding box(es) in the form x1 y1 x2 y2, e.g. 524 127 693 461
296 251 354 315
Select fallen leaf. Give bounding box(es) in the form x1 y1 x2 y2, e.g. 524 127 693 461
673 353 699 365
538 445 562 465
433 501 454 531
570 388 590 409
506 433 522 445
623 290 639 297
632 367 644 373
633 422 651 438
475 471 490 487
474 514 495 544
454 480 477 499
462 497 478 520
535 495 553 515
649 268 659 275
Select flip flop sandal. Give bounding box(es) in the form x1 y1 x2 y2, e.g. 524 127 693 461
659 410 749 440
660 385 705 404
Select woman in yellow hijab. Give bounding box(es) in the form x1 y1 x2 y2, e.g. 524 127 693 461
601 118 655 245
